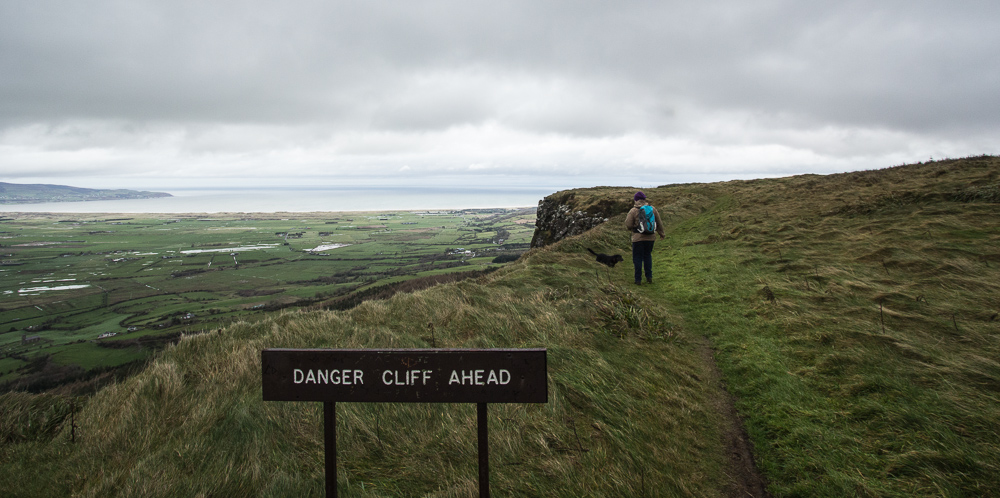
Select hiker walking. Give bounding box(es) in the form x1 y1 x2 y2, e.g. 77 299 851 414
625 191 665 285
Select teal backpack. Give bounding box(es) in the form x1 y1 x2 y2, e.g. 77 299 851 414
635 205 656 234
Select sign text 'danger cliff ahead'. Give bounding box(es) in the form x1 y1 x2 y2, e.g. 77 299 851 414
261 349 547 404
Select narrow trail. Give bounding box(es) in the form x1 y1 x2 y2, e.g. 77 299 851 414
625 222 770 495
695 336 771 498
638 272 771 497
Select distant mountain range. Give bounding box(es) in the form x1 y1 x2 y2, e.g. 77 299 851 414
0 182 172 204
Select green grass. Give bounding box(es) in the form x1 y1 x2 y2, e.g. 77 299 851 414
633 158 1000 496
0 356 24 375
2 157 998 496
1 209 536 389
50 342 148 370
0 244 734 497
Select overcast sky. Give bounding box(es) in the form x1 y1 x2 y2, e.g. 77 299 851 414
2 0 998 190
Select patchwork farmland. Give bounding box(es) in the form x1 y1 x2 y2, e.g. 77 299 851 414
0 208 536 391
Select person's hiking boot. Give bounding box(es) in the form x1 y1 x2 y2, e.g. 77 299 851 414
646 278 653 284
634 280 642 285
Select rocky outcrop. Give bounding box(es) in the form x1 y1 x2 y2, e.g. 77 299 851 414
530 190 633 248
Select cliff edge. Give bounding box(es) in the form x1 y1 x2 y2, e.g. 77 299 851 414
529 187 636 248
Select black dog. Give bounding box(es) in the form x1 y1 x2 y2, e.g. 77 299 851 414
587 248 624 268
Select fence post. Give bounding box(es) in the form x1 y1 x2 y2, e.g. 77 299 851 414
325 402 337 498
478 402 489 498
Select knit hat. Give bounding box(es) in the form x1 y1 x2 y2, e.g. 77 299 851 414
634 191 646 201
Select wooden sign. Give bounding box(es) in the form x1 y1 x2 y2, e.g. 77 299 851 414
262 348 547 498
262 348 547 404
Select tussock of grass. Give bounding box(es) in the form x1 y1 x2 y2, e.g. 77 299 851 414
644 157 1000 496
4 156 998 497
1 225 733 497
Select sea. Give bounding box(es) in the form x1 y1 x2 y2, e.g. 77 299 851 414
0 186 561 214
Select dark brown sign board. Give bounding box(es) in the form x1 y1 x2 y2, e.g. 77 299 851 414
261 348 547 498
262 348 547 404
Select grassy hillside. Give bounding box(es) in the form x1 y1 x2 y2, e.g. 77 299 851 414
638 155 1000 496
2 156 998 496
1 237 735 496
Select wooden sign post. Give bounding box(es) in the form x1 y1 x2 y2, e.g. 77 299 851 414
262 348 548 497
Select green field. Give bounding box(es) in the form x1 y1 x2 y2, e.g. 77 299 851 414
1 208 536 391
2 158 998 496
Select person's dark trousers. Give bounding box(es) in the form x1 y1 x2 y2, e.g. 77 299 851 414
632 240 655 283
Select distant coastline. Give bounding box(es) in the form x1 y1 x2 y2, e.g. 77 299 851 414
0 185 554 213
0 182 172 204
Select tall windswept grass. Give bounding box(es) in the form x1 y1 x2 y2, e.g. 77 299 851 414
646 156 1000 496
1 225 734 497
5 156 998 497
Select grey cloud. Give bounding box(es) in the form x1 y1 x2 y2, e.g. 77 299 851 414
1 0 998 186
679 2 1000 134
5 1 998 133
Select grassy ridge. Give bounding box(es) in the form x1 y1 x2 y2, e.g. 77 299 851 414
2 156 998 496
638 156 1000 496
0 232 734 496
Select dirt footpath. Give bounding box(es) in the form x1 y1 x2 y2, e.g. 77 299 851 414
697 337 771 498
